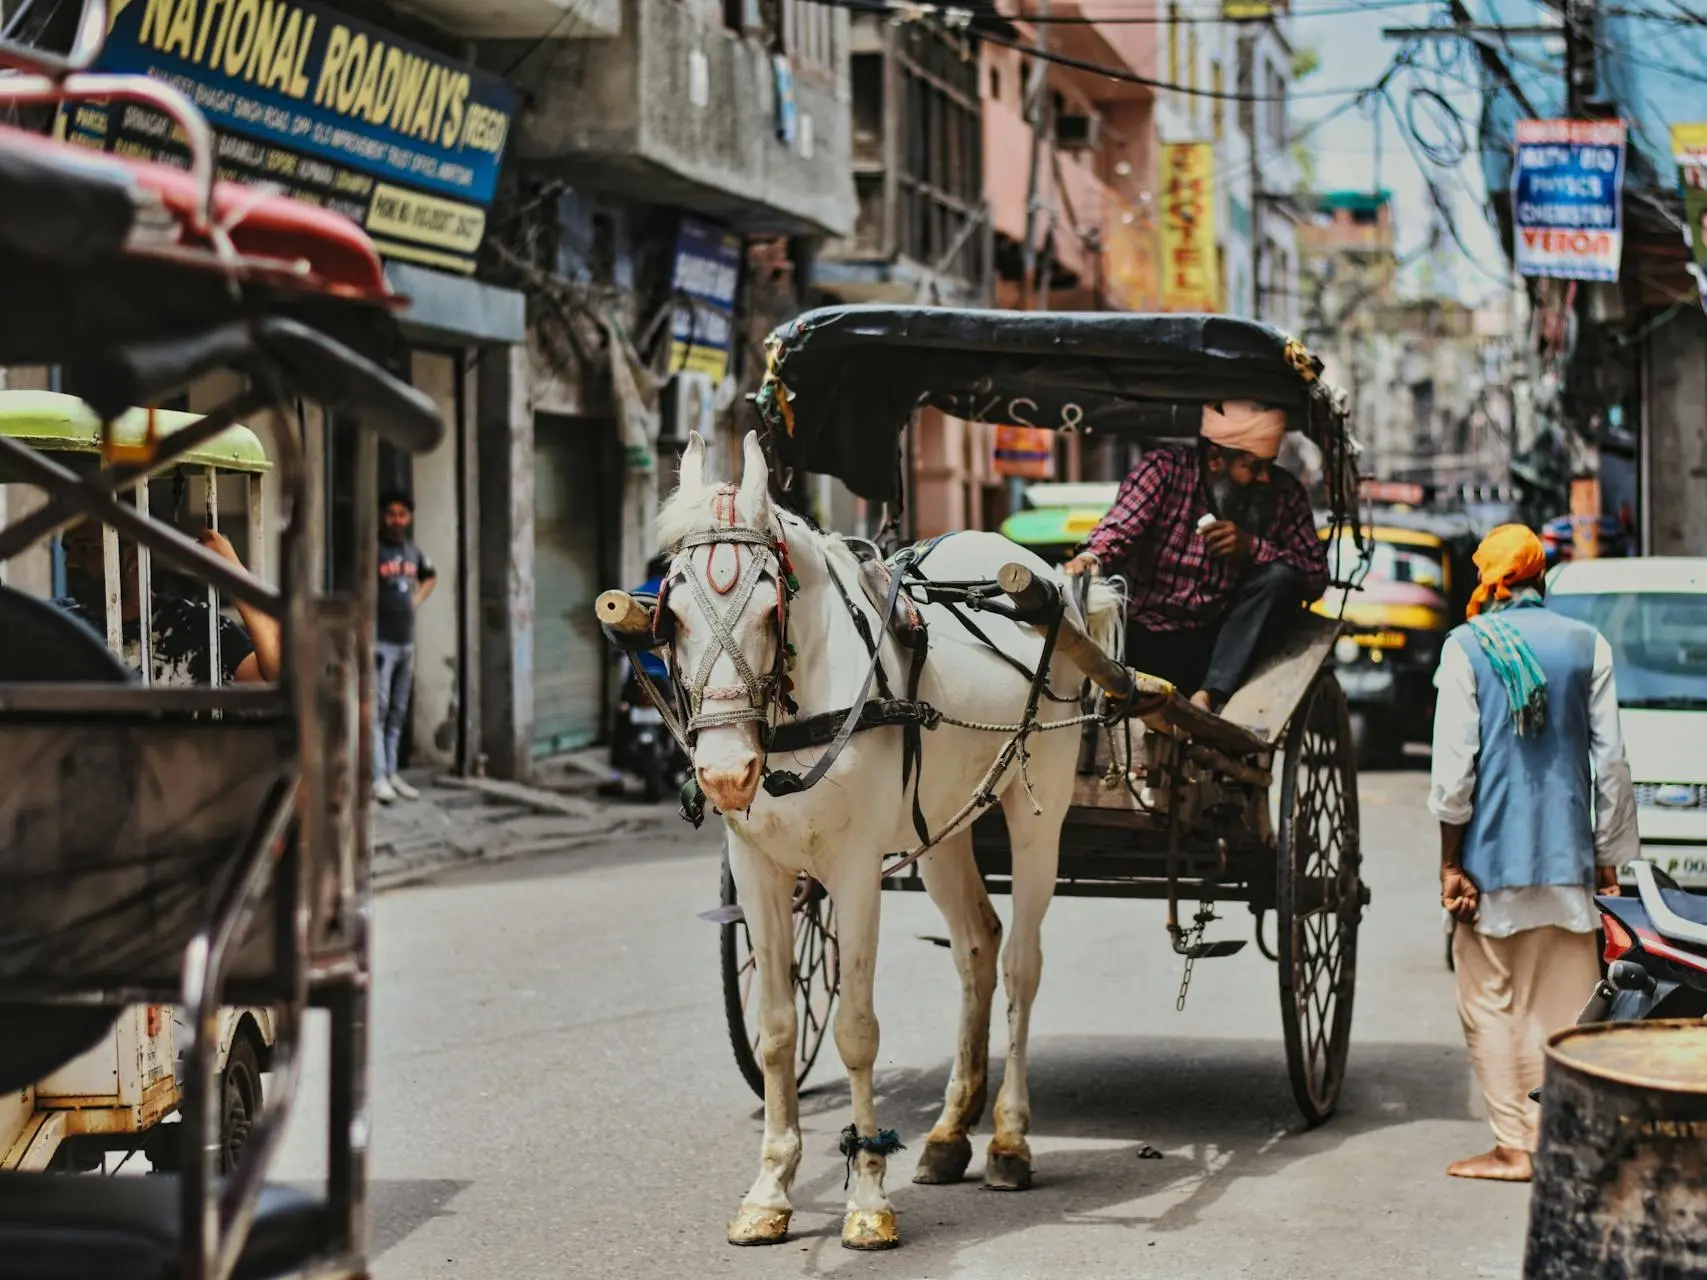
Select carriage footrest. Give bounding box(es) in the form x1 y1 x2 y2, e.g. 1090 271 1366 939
1180 939 1246 960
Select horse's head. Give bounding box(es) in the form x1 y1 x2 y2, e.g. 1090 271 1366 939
657 430 787 813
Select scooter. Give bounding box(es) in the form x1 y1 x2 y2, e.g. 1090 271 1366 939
609 651 690 803
1577 860 1707 1025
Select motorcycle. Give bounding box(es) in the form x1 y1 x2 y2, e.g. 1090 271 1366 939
610 649 690 804
1578 860 1707 1025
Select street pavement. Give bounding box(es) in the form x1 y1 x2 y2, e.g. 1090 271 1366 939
276 763 1534 1280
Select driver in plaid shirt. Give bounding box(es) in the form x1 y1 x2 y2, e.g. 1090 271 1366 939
1064 401 1328 713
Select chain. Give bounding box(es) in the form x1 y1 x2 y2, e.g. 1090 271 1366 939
936 711 1101 734
1174 900 1220 1012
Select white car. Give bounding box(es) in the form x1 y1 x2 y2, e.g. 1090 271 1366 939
1548 557 1707 888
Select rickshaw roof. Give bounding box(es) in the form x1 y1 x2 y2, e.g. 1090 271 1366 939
0 391 270 473
756 306 1350 503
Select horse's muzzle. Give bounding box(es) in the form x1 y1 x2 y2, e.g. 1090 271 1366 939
698 758 762 812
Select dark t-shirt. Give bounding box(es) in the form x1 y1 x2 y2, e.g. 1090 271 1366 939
55 595 255 686
377 537 435 646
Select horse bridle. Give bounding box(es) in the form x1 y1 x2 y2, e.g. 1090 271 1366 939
653 485 794 745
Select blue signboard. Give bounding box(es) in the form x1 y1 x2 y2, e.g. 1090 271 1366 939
1512 119 1627 283
60 0 516 272
669 218 742 381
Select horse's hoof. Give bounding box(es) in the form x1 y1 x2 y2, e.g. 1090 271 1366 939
913 1135 973 1185
727 1205 791 1246
842 1207 900 1251
984 1148 1034 1191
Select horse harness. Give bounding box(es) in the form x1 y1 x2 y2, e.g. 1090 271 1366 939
632 500 1075 853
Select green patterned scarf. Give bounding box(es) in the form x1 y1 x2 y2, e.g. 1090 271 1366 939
1466 590 1548 737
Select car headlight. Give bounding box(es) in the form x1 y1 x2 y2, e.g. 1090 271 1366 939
1334 636 1362 666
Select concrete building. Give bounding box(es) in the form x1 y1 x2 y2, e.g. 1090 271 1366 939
2 0 855 780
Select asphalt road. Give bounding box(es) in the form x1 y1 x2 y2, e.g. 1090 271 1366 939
276 764 1533 1280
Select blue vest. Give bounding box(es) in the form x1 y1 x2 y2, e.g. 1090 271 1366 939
1452 604 1599 893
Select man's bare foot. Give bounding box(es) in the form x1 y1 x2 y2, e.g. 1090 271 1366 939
1189 690 1214 712
1446 1147 1532 1182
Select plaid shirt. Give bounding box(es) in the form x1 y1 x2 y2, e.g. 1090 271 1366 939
1081 444 1328 631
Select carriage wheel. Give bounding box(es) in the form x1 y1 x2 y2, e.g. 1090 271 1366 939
1276 672 1365 1126
720 859 840 1100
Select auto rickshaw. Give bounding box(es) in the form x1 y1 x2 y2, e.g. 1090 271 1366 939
1317 507 1477 768
0 391 277 1175
997 482 1121 565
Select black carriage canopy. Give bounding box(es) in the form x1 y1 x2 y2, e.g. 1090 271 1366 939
754 306 1350 503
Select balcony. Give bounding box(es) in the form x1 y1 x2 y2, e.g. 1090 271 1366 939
507 0 855 237
395 0 621 39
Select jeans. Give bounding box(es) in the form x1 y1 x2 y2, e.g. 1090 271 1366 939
1126 562 1308 700
374 640 415 780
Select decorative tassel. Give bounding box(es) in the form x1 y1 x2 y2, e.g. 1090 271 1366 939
838 1125 906 1190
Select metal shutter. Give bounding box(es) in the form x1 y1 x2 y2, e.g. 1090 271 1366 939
531 423 607 757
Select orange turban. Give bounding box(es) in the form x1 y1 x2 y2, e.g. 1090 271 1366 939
1202 401 1287 460
1467 524 1547 618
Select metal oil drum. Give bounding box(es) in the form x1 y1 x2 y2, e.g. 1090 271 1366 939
1524 1020 1707 1279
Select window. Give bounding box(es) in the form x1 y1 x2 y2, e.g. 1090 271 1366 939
1549 592 1707 708
989 66 1001 101
1211 61 1224 139
782 0 836 72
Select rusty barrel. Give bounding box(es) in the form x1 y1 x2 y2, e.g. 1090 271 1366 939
1524 1020 1707 1279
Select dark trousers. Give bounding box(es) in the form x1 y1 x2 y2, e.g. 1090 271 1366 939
1125 562 1308 700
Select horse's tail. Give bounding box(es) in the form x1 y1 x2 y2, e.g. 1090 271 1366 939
1082 578 1127 664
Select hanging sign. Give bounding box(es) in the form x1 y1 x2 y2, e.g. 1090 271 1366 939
668 218 742 382
57 0 515 274
993 426 1055 479
1102 190 1160 312
1160 142 1220 312
1511 119 1627 283
1670 124 1707 310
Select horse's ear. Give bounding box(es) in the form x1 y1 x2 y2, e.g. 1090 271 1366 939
736 431 770 523
678 431 706 494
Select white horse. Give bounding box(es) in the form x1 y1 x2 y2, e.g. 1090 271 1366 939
657 431 1123 1251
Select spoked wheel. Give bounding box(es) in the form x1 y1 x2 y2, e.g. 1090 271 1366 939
1277 672 1365 1125
720 859 840 1099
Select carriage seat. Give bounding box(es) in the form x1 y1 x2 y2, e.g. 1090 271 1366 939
0 1174 330 1280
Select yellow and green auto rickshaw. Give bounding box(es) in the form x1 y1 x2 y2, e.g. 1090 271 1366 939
1317 509 1477 768
997 482 1121 565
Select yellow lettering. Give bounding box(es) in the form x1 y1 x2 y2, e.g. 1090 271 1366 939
289 14 315 97
163 0 197 57
335 32 368 115
314 23 350 108
351 36 384 120
138 0 178 51
439 71 467 149
264 6 300 92
220 0 257 77
244 0 284 83
193 0 226 61
389 53 427 132
372 46 403 124
409 64 440 139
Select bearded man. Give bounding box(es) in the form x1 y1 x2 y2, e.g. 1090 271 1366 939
1063 401 1328 711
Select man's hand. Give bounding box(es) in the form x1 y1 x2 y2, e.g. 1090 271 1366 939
1062 553 1100 578
198 528 242 567
1442 866 1480 923
1201 520 1253 560
1596 865 1622 896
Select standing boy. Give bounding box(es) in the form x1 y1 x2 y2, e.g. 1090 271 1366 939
374 490 436 804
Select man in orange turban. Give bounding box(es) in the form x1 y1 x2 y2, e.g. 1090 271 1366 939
1430 522 1636 1181
1065 401 1328 712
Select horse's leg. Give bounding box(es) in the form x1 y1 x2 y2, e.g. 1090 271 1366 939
985 785 1065 1191
913 829 1001 1185
726 834 804 1246
824 854 900 1250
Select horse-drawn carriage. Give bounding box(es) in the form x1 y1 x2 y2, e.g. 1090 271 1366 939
599 305 1370 1249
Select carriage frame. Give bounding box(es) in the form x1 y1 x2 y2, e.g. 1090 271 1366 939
699 304 1371 1126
